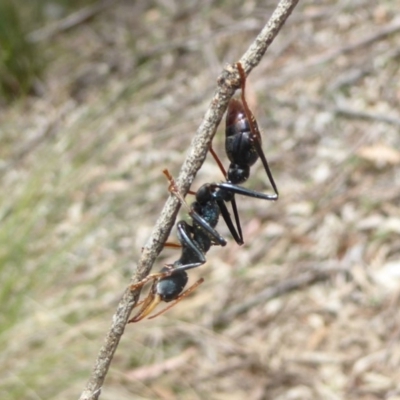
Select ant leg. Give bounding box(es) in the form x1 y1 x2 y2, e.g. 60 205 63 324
212 181 278 201
229 196 243 244
163 169 194 213
189 212 227 247
129 268 179 323
142 242 181 252
132 296 148 308
174 221 206 268
130 271 204 322
164 242 182 249
236 62 258 142
162 168 197 217
251 137 279 196
210 146 243 244
209 145 227 178
147 278 205 320
216 198 243 245
130 269 174 292
129 280 159 323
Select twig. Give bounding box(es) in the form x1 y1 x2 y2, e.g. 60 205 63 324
79 1 300 399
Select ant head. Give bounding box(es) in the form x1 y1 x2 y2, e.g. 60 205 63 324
227 163 250 184
157 269 188 302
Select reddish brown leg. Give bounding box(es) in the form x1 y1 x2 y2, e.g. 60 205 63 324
163 169 193 214
236 62 260 142
209 145 227 178
142 241 181 252
164 242 182 249
130 269 173 292
148 278 205 320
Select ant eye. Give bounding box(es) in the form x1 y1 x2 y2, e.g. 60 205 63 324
195 184 211 203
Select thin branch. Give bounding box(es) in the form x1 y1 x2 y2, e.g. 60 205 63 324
79 1 300 399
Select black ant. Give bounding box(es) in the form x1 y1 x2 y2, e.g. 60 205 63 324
209 62 279 245
129 62 280 321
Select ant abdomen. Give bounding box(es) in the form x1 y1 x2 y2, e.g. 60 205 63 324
225 99 259 183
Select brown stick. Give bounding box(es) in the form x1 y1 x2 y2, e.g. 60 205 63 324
79 1 300 399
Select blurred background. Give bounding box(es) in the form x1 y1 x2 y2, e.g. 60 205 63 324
1 0 400 399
